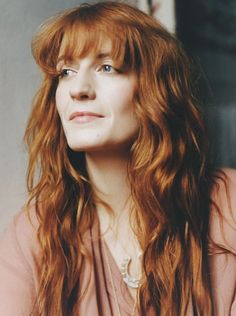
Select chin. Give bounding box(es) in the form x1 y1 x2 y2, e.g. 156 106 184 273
66 136 136 153
67 141 104 153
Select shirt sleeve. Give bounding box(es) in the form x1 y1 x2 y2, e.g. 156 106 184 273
209 168 236 316
0 210 39 316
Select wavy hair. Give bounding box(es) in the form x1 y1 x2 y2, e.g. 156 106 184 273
25 2 217 315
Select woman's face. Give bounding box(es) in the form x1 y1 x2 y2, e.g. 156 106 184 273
55 38 138 153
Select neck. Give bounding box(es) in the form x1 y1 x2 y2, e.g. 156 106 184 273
85 149 135 236
85 149 132 217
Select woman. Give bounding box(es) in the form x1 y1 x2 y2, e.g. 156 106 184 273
0 2 236 315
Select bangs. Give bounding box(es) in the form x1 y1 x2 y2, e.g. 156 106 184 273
36 10 141 77
58 21 128 69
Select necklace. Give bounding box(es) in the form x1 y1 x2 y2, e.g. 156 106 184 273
108 225 143 289
103 241 137 316
120 257 141 289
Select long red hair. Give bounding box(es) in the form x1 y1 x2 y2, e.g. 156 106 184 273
25 2 217 315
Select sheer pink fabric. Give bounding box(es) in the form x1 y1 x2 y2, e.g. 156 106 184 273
0 169 236 316
0 210 146 316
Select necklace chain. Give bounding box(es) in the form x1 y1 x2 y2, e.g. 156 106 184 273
103 240 137 316
109 224 142 260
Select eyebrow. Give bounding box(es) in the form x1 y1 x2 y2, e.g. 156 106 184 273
56 51 113 66
96 52 112 59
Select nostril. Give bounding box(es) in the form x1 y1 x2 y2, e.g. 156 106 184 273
78 93 90 100
70 88 96 101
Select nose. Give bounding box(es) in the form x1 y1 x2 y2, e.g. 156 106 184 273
69 71 96 101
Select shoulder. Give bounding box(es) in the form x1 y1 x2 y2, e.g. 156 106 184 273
209 169 236 314
0 205 40 275
213 168 236 205
209 168 236 253
0 207 40 315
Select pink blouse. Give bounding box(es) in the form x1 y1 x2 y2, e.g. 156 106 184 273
0 169 236 315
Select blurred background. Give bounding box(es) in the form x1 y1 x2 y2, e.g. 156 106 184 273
0 0 235 234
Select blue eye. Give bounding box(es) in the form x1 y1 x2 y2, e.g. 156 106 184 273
101 64 116 73
59 68 76 78
103 65 112 72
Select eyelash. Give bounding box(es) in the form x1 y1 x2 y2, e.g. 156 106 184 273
59 64 119 78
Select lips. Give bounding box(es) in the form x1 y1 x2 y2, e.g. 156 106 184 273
69 111 104 123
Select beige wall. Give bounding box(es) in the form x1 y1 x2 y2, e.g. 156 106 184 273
137 0 175 33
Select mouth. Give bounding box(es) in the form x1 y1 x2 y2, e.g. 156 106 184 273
69 111 104 123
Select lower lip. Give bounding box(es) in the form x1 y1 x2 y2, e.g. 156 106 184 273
71 115 103 123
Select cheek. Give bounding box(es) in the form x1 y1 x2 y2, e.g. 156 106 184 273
115 85 138 134
111 97 138 136
111 89 136 119
55 86 66 118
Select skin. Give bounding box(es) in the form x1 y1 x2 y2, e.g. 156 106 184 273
55 39 138 153
56 39 141 300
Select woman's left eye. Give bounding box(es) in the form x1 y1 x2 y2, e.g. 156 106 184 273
100 64 116 73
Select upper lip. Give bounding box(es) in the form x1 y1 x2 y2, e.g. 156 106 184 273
69 111 104 120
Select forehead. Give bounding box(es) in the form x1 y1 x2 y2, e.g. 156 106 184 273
58 36 113 62
57 22 126 67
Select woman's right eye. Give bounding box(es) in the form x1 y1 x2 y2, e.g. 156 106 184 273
59 68 76 78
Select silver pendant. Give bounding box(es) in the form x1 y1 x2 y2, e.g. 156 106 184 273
120 257 140 289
